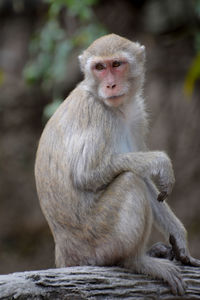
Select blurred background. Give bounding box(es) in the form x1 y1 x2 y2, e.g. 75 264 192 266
0 0 200 275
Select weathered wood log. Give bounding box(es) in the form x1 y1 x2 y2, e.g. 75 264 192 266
0 265 200 299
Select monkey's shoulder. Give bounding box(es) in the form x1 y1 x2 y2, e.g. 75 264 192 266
45 84 105 136
60 84 98 115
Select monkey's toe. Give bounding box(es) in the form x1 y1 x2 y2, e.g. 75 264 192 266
163 262 186 295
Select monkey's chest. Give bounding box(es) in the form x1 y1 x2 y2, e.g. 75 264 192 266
115 127 139 153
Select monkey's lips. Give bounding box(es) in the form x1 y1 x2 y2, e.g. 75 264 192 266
105 94 126 107
107 94 125 100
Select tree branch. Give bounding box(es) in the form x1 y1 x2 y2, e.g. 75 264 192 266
0 265 200 299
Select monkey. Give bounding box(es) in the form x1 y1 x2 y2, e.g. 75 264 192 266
35 34 200 295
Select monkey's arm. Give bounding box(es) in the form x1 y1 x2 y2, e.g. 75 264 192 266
146 179 200 267
73 151 174 198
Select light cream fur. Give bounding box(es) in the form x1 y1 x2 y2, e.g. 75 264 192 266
35 34 190 295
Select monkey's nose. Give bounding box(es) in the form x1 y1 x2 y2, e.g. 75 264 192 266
107 84 116 89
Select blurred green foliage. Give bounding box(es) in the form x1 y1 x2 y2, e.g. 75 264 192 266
43 99 63 121
0 69 4 86
23 0 107 118
184 53 200 96
184 0 200 96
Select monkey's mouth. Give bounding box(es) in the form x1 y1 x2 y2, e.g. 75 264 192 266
107 94 125 100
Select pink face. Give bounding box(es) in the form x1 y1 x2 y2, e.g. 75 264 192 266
92 58 130 107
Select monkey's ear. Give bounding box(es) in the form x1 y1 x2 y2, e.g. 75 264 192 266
78 54 84 72
138 45 146 62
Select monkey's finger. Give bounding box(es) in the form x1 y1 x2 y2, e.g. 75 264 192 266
169 234 177 248
186 256 200 267
178 252 190 265
178 253 200 267
169 249 175 261
157 191 168 202
169 235 200 266
169 235 188 263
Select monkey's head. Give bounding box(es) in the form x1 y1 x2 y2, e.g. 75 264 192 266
79 34 145 108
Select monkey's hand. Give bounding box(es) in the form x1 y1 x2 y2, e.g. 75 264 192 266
153 152 175 202
170 234 200 267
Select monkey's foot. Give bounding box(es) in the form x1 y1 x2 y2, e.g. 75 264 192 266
170 234 200 267
147 242 174 260
161 260 186 295
134 255 186 295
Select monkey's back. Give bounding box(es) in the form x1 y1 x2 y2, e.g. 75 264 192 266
35 85 113 232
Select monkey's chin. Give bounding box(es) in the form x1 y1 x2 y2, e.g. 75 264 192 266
104 94 126 107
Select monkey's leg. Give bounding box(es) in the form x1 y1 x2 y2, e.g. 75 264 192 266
53 172 185 294
54 172 150 268
101 175 186 295
93 172 152 266
87 172 185 295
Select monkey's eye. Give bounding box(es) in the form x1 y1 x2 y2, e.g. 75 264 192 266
95 63 105 71
112 61 121 68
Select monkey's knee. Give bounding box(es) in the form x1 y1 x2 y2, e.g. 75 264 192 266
114 171 147 192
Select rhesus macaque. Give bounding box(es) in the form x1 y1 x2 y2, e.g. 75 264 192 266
35 34 200 295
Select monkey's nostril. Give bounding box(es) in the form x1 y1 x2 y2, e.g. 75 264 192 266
107 84 116 89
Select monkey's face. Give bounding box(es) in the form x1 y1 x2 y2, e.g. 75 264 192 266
79 35 146 107
90 57 131 107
